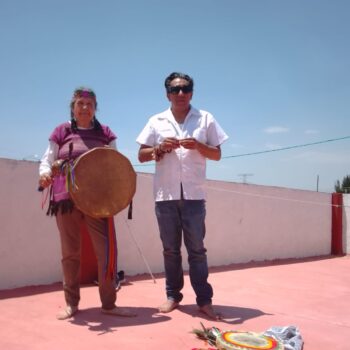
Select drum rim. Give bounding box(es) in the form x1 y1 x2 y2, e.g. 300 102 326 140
69 147 136 218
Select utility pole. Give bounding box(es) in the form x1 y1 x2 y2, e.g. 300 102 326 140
238 173 254 184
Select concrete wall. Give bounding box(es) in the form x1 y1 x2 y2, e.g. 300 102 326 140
0 158 332 290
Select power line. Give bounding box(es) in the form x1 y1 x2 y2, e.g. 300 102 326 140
222 135 350 159
132 135 350 167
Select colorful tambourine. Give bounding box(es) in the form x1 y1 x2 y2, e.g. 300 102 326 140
216 331 284 350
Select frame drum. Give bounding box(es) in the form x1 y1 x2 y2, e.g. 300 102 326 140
69 147 136 218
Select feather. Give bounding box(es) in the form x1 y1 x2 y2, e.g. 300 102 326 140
191 322 221 347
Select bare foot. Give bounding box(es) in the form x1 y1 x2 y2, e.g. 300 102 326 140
158 299 179 313
101 306 136 317
199 304 221 320
56 305 78 320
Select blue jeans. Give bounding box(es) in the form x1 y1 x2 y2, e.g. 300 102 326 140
155 199 213 306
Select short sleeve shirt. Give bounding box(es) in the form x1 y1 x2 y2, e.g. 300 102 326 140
136 107 228 201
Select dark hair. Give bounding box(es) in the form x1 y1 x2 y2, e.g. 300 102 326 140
69 87 102 132
164 72 194 91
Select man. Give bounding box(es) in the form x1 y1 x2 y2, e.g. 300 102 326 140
136 72 228 320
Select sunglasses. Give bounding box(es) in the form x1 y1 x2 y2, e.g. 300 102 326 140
167 85 193 94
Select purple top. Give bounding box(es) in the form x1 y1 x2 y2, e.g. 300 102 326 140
50 122 116 203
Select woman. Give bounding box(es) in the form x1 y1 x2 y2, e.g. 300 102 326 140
39 87 135 320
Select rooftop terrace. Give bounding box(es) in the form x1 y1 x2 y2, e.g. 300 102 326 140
1 255 349 350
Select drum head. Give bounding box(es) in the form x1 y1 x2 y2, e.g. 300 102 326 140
216 331 284 350
69 147 136 218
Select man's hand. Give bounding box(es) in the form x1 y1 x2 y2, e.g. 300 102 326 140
153 138 180 161
160 137 180 152
180 138 222 160
179 137 198 150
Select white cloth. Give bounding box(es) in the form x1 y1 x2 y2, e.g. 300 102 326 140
136 106 228 201
264 326 304 350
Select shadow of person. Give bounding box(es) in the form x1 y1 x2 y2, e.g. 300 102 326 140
176 304 270 324
69 306 171 334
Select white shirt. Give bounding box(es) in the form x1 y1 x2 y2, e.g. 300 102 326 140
136 107 228 201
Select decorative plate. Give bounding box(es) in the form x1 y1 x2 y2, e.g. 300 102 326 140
216 331 284 350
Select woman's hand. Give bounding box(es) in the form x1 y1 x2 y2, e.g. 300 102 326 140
38 173 53 189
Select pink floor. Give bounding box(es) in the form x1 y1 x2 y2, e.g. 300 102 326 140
1 255 349 350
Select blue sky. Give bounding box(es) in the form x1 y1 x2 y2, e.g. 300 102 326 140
1 0 349 193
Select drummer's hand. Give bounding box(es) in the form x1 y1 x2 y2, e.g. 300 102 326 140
38 173 53 189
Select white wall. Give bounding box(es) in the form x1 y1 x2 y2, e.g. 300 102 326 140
0 159 61 289
204 181 331 266
0 158 332 290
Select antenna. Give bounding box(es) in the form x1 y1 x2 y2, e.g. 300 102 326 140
238 173 254 184
22 154 40 161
